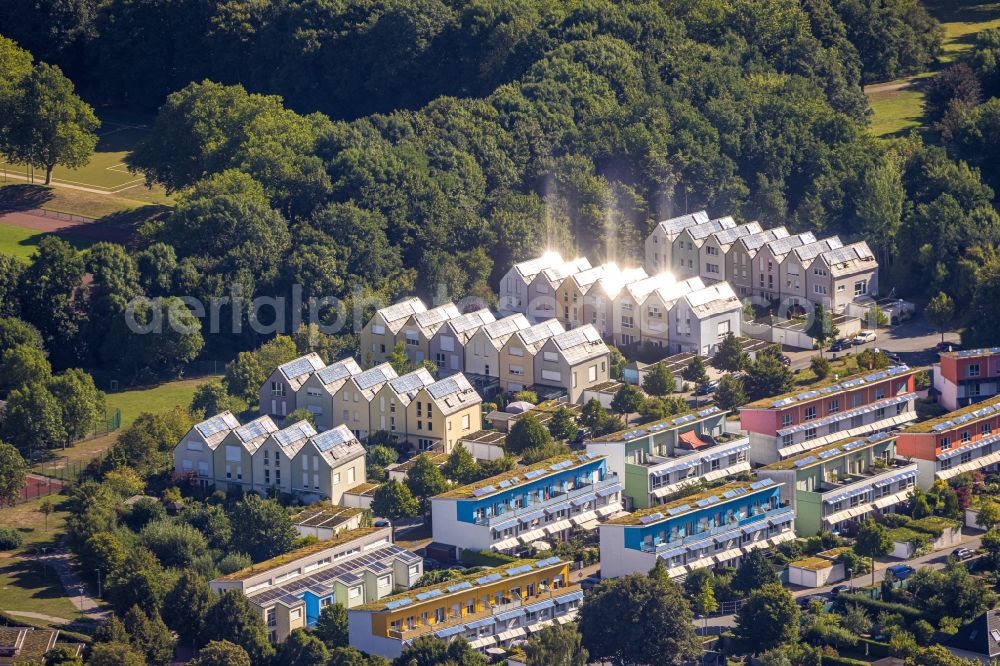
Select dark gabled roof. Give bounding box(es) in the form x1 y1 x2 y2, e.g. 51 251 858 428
947 609 1000 658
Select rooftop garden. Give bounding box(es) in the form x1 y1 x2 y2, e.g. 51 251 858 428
434 452 600 500
220 527 383 580
589 404 724 443
743 365 914 410
605 478 777 526
789 556 834 570
902 393 1000 433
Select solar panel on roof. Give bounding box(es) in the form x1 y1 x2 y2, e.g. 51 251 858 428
196 413 238 438
356 365 395 390
446 581 473 593
666 504 690 516
471 486 496 497
427 375 471 400
520 320 563 345
817 448 841 459
485 315 529 339
317 360 359 385
390 369 433 394
273 422 317 447
237 418 274 442
415 589 443 601
281 356 322 380
476 573 503 585
794 456 817 467
385 598 413 609
749 478 775 490
524 470 545 480
639 512 665 524
774 397 796 407
312 426 360 454
507 564 534 576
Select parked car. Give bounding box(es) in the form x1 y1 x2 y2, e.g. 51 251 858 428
830 585 850 596
873 348 902 364
422 557 441 571
799 593 831 607
694 381 718 396
581 575 602 591
829 338 852 353
573 427 592 445
779 354 792 366
953 547 975 561
374 519 391 528
853 330 877 345
886 564 916 581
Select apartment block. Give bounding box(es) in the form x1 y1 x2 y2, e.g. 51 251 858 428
499 319 565 394
296 358 364 431
360 297 427 366
726 227 789 299
464 314 531 378
430 452 622 553
698 222 763 283
644 210 710 274
671 216 737 279
895 395 1000 488
498 253 565 315
211 527 421 644
174 411 242 487
534 326 609 404
933 348 1000 411
399 303 462 365
526 258 592 323
598 478 794 579
757 433 917 535
669 282 742 356
587 405 748 510
348 558 581 658
260 354 326 419
405 374 483 452
740 365 918 465
430 309 496 376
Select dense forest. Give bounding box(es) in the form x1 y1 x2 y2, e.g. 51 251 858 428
3 0 1000 385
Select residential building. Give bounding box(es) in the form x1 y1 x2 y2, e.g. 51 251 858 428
698 222 763 283
399 303 461 365
260 354 326 418
933 347 1000 411
739 365 918 465
465 314 531 378
780 237 842 313
296 358 364 431
498 253 565 315
726 227 789 299
554 263 613 330
348 558 582 658
360 297 427 366
0 627 83 664
331 363 398 440
371 368 436 441
430 309 496 376
430 452 622 553
757 433 917 535
406 374 483 452
806 242 878 313
213 416 279 492
644 210 710 274
944 608 1000 663
612 273 672 347
499 319 565 394
637 276 706 349
174 411 241 488
587 405 749 510
534 325 610 404
895 395 1000 488
211 527 421 644
253 420 317 497
668 282 742 355
671 216 737 279
752 233 816 304
598 478 795 579
526 258 592 322
584 267 648 339
293 425 367 503
292 506 366 540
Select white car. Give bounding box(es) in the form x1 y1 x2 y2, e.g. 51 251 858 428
853 330 877 345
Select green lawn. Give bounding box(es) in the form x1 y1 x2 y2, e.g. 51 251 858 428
104 376 223 430
0 497 70 552
0 558 85 627
867 85 928 137
0 221 95 262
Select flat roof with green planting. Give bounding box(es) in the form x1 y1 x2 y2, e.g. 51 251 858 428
345 482 379 496
764 433 894 470
742 366 915 410
902 394 1000 433
589 405 724 443
291 504 363 528
220 527 383 580
357 558 566 612
392 452 448 473
790 556 834 570
435 452 605 500
605 477 778 526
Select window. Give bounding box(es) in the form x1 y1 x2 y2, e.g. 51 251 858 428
940 436 952 451
707 246 718 256
985 423 993 436
814 267 828 277
961 450 973 464
805 427 817 440
814 284 828 295
462 414 471 431
962 430 971 443
969 364 981 378
333 473 341 484
378 575 391 587
348 467 356 483
782 433 793 447
588 365 598 382
271 381 285 397
941 457 952 470
621 316 634 329
854 280 868 297
782 414 793 428
186 440 203 451
543 351 558 362
707 263 720 274
805 406 816 421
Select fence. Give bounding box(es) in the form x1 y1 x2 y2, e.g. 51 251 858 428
15 475 66 504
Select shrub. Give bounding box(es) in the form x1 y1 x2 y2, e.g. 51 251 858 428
0 528 23 550
836 593 926 624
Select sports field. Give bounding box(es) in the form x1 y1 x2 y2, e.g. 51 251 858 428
0 113 169 204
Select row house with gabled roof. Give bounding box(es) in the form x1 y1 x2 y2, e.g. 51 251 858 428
636 276 706 350
360 297 427 366
534 326 610 404
498 253 566 316
808 241 878 313
555 263 614 330
583 267 648 339
779 237 843 311
698 222 763 283
402 303 462 365
297 358 364 431
253 419 317 497
173 411 242 487
334 363 398 440
727 227 789 299
671 216 737 279
408 374 484 452
670 282 743 356
260 353 327 419
214 415 280 492
499 319 565 394
372 368 436 442
644 210 711 274
465 314 531 379
430 309 496 377
754 232 817 304
526 257 592 323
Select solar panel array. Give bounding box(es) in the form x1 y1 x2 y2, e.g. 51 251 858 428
195 412 240 439
955 347 1000 357
280 355 323 381
273 421 317 447
237 417 277 443
763 365 910 408
657 210 710 235
553 326 602 351
930 400 1000 431
712 221 763 246
313 426 360 454
427 374 472 400
520 320 564 345
485 314 530 340
317 359 361 385
450 310 496 335
390 369 434 395
381 298 425 323
823 243 870 266
688 216 737 240
462 453 601 499
741 227 789 252
355 365 397 391
415 304 460 330
795 237 843 263
767 232 817 257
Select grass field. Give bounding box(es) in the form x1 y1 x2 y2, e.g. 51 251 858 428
0 558 85 627
0 221 95 261
2 497 71 552
0 111 171 205
867 0 1000 137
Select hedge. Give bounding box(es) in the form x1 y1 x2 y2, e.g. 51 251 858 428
857 638 891 658
821 656 869 666
460 549 517 567
907 516 959 538
836 593 926 622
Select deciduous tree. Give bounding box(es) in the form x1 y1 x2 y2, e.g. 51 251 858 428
735 583 800 654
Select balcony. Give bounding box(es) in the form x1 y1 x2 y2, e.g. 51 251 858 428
386 584 582 641
820 463 918 525
474 474 620 527
639 504 792 553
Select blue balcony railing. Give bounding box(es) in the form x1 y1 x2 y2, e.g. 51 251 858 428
473 474 620 527
640 504 792 553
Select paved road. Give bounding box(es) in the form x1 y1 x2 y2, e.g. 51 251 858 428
697 532 984 632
